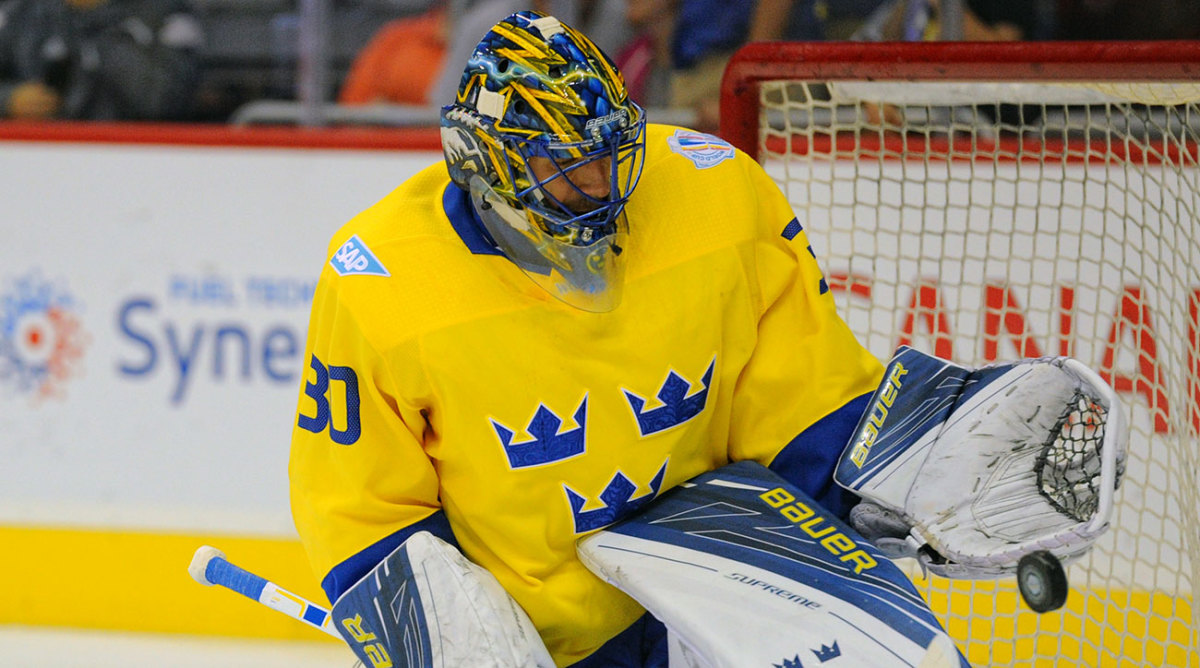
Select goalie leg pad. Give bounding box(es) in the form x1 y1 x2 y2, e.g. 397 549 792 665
579 461 969 668
330 531 553 668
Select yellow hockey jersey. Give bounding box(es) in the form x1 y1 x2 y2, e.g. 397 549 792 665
290 123 883 665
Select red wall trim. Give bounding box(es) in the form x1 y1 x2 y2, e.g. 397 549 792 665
0 122 443 151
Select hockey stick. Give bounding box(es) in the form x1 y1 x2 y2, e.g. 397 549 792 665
188 545 341 639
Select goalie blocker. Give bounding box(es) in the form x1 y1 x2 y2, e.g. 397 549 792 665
330 531 553 668
833 346 1127 584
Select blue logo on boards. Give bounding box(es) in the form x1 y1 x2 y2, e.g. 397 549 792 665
0 271 89 400
116 275 312 405
667 129 735 169
331 235 389 277
492 396 588 468
624 358 715 436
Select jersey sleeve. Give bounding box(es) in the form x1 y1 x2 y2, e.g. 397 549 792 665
289 261 446 600
727 158 884 516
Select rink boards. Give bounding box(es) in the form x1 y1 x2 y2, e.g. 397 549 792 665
0 125 1193 664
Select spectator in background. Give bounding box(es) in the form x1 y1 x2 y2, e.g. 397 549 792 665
873 0 1196 42
338 2 449 106
822 0 893 39
625 2 757 133
0 0 203 121
617 0 673 108
629 1 867 133
852 0 1050 126
662 1 759 133
1057 0 1200 40
748 0 830 43
854 0 1047 42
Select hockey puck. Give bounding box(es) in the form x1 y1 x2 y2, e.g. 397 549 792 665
1017 550 1069 613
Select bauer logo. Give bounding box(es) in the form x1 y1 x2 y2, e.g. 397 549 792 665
331 235 389 277
849 361 909 468
584 109 630 139
0 271 89 400
667 129 735 169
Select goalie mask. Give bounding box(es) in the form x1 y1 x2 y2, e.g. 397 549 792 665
440 10 646 312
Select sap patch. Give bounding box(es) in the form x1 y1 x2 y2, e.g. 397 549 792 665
330 235 389 277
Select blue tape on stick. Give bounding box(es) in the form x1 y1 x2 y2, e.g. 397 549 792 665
207 557 269 601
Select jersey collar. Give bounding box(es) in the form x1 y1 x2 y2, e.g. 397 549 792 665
442 182 504 257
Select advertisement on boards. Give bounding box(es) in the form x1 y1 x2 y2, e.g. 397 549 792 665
0 136 442 536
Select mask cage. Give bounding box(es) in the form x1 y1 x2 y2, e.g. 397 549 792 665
496 112 646 246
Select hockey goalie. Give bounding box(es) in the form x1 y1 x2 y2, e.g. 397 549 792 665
577 346 1127 667
323 346 1125 668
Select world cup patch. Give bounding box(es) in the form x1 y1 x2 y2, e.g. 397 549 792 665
667 129 735 169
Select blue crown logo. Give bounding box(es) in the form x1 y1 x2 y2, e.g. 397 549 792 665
624 358 715 436
564 461 667 533
774 656 804 668
492 396 587 468
0 271 88 400
813 642 841 662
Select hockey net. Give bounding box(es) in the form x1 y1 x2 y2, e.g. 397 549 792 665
720 41 1199 667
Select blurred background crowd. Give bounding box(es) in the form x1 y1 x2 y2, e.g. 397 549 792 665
1 0 1197 131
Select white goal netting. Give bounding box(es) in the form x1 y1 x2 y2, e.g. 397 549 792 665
723 42 1200 667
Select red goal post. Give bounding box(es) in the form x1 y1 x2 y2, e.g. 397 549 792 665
719 41 1199 667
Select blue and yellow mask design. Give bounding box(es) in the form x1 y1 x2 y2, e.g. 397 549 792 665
440 11 646 312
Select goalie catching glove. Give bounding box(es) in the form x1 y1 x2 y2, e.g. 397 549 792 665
330 531 553 668
834 346 1127 579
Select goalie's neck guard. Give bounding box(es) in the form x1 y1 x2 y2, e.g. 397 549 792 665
469 173 629 313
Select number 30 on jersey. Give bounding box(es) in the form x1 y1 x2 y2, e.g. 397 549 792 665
297 354 362 445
